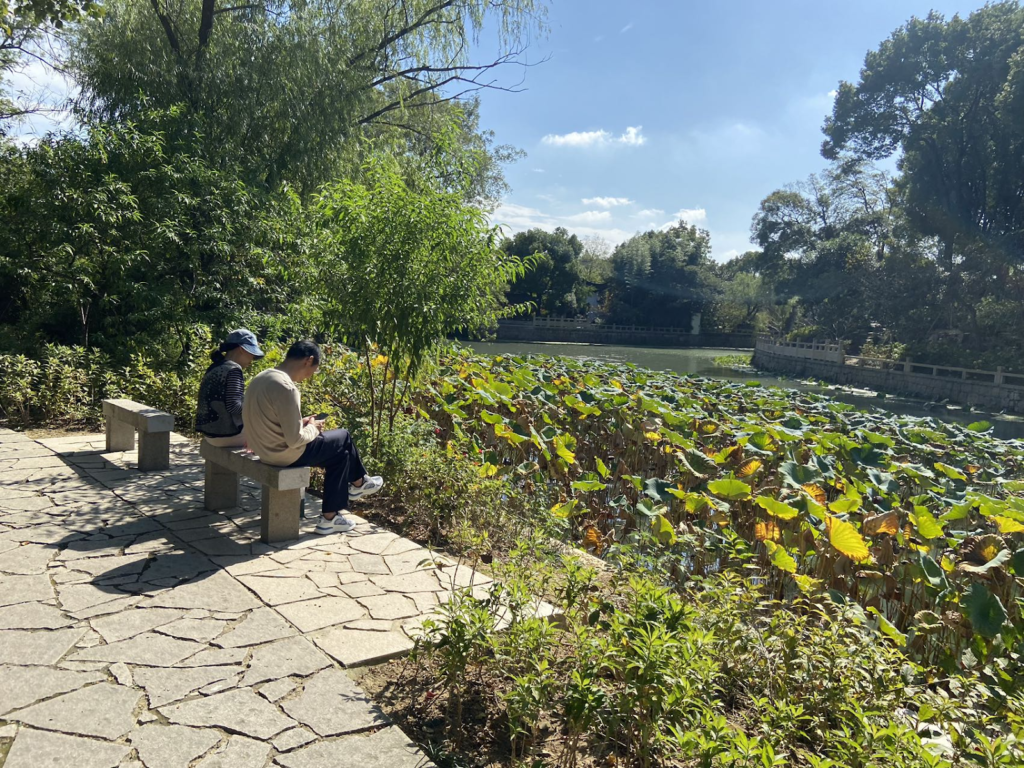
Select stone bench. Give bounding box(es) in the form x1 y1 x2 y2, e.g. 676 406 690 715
102 398 174 471
200 441 309 544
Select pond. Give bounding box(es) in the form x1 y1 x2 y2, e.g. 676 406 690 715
468 341 1024 441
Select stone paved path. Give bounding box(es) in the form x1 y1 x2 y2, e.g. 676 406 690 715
0 428 496 767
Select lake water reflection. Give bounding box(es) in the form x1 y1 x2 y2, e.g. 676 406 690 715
468 341 1024 441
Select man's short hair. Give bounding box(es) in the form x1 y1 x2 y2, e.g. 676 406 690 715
285 340 321 366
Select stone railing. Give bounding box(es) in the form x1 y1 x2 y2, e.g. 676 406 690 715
755 336 845 363
753 336 1024 414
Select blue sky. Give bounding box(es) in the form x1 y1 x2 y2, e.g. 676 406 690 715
479 0 989 260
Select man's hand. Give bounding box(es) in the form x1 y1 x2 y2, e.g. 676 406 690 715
303 415 326 433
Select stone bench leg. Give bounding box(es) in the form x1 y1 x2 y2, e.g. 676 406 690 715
106 419 135 453
205 462 240 510
261 486 301 544
138 431 170 472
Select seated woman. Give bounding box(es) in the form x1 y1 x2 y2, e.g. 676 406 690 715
195 329 264 448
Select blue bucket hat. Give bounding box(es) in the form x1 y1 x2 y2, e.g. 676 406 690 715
225 328 265 358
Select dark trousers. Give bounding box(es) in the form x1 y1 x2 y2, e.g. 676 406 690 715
289 429 366 514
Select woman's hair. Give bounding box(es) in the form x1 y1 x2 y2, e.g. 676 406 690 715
285 340 321 366
210 342 241 364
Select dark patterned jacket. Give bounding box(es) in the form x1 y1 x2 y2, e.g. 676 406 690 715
195 360 245 437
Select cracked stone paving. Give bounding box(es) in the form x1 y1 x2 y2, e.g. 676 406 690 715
0 427 499 767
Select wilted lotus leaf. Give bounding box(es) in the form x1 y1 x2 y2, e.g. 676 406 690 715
863 511 899 536
874 537 896 567
735 458 762 478
914 610 943 633
958 534 1011 574
802 483 827 505
755 521 781 542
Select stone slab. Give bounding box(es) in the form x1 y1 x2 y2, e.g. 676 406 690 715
213 607 296 649
358 594 419 620
0 574 54 606
159 687 296 739
194 735 271 767
3 728 130 768
70 632 205 666
146 571 260 613
0 628 86 665
277 725 434 768
312 626 414 667
0 601 73 630
0 544 55 574
0 665 105 716
241 636 332 686
280 668 388 737
237 575 322 606
275 596 366 633
155 617 227 643
129 724 221 768
90 608 185 643
6 682 141 740
132 665 243 708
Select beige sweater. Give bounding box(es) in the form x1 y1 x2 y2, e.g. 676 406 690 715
242 368 319 466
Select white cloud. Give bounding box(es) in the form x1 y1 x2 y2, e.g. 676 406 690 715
491 202 634 246
620 22 634 33
542 125 647 148
582 196 632 208
532 168 546 173
669 207 707 225
566 210 612 223
618 126 646 146
634 208 664 218
542 129 612 147
828 89 838 99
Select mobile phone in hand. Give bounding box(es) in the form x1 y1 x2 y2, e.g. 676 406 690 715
315 413 329 421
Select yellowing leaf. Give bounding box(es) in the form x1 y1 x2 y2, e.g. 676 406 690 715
765 540 797 573
802 483 827 505
755 521 781 542
912 507 945 540
735 458 762 478
792 574 822 594
826 516 872 562
863 511 899 536
644 431 662 442
711 511 731 526
755 496 799 520
992 516 1024 534
699 420 719 434
583 525 602 552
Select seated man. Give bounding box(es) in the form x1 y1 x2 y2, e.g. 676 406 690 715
242 340 383 534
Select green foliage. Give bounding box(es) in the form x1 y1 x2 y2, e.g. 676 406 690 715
503 227 587 316
311 156 529 448
606 220 719 328
68 0 545 193
411 554 1022 767
0 110 304 358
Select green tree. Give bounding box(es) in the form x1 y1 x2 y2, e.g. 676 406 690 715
69 0 546 192
606 221 716 328
1 0 95 126
504 227 585 316
310 156 530 449
0 109 302 357
823 2 1024 357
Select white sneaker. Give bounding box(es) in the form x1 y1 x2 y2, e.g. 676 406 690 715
314 513 357 535
348 475 384 501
